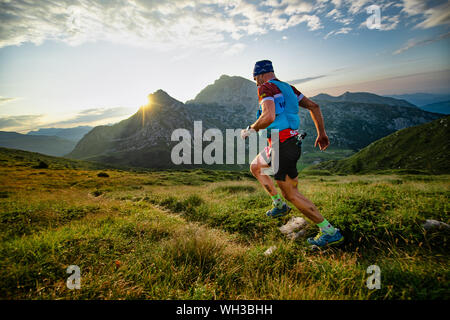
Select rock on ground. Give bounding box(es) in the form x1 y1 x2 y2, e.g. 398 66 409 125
422 219 450 230
279 217 309 240
264 246 277 256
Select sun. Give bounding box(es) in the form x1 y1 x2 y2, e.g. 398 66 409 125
140 94 152 110
146 94 153 107
140 94 153 126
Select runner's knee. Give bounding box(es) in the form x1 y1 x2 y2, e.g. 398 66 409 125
279 184 296 202
250 162 259 176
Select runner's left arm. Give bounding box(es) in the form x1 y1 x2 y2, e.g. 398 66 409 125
292 85 330 151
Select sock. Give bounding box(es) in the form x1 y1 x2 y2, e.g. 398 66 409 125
317 218 337 235
271 194 284 209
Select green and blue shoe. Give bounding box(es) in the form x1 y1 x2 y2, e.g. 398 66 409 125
266 203 291 218
307 229 344 247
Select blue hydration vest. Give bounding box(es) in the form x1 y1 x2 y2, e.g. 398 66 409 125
256 79 300 137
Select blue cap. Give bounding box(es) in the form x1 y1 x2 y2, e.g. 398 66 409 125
253 60 274 78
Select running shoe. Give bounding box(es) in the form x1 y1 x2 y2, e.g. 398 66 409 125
266 203 291 218
307 229 344 247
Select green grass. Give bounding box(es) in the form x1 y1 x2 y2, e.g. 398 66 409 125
311 116 450 174
298 148 355 170
0 149 449 299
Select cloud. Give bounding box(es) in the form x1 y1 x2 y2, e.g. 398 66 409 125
53 106 136 125
331 66 349 72
401 0 450 29
401 0 427 16
0 114 44 130
380 15 401 31
0 0 227 49
316 69 450 96
0 0 323 50
325 0 449 37
227 1 321 33
0 96 18 106
326 8 340 18
287 74 327 84
359 14 401 31
0 0 448 52
415 1 450 29
346 0 371 15
331 0 342 7
325 6 354 25
393 32 450 55
0 0 340 51
284 0 314 15
0 106 137 132
324 27 351 39
336 17 352 25
286 14 323 31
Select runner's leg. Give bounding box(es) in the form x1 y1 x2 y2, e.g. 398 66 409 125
277 175 339 236
250 153 278 196
276 175 324 224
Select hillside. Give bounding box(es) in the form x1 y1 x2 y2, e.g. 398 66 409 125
0 131 76 157
310 116 450 174
312 91 417 108
67 84 257 169
66 76 442 169
0 147 128 171
66 89 247 169
27 126 93 142
299 100 440 150
419 100 450 115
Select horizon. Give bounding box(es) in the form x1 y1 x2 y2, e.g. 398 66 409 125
3 75 450 135
1 0 449 133
6 86 449 135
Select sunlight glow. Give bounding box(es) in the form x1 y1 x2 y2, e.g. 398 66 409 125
140 94 153 127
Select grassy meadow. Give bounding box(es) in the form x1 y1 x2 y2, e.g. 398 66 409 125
0 149 449 300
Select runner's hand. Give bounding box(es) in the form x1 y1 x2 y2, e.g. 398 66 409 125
240 127 256 140
315 133 330 151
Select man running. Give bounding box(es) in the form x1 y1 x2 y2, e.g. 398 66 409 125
241 60 344 248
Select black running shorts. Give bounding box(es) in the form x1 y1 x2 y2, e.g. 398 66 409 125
260 135 302 181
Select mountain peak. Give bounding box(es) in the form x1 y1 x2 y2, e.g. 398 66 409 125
188 74 257 108
150 89 170 98
148 89 180 105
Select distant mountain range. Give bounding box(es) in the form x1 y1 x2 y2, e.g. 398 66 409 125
309 115 450 174
1 76 444 166
0 131 76 157
418 101 450 115
311 91 416 108
27 126 93 142
385 93 450 107
65 75 443 169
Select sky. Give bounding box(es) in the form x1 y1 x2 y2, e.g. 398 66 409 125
0 0 449 133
